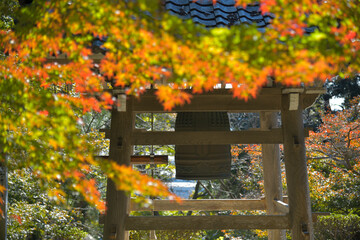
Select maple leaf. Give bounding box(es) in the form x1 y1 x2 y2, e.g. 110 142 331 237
345 31 357 41
11 215 22 225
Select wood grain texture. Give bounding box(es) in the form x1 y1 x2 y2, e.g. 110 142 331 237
281 94 314 240
103 97 134 240
130 199 266 211
125 215 291 230
260 111 285 240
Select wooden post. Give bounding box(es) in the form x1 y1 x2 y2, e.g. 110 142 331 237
103 97 134 240
260 112 285 240
281 94 314 240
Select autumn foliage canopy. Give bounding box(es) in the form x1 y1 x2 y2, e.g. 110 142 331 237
0 0 359 209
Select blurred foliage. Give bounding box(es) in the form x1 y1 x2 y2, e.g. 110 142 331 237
130 230 202 240
8 201 87 240
7 170 92 239
6 110 111 239
0 0 19 29
313 214 360 240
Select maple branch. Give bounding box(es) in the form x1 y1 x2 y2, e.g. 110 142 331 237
309 149 331 157
346 128 352 149
219 179 237 199
85 114 97 134
346 124 360 148
322 161 349 174
198 181 215 199
330 142 346 159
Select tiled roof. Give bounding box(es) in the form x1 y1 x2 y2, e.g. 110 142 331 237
165 0 275 30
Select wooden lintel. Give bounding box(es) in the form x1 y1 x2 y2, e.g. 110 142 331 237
131 88 324 112
273 200 289 214
130 199 266 211
134 89 281 112
282 88 305 94
132 129 284 145
125 215 290 230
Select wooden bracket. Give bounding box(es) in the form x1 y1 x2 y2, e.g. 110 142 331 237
273 200 289 214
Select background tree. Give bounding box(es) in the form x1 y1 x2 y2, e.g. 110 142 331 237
326 75 360 108
306 97 360 214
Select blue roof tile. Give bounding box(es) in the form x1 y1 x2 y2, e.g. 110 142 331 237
165 0 274 28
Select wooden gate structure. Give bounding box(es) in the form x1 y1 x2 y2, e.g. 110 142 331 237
102 86 325 240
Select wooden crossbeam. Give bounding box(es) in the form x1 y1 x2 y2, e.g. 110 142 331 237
131 155 168 165
131 129 284 145
125 215 291 230
130 199 266 211
100 128 310 141
99 210 328 225
96 155 168 165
